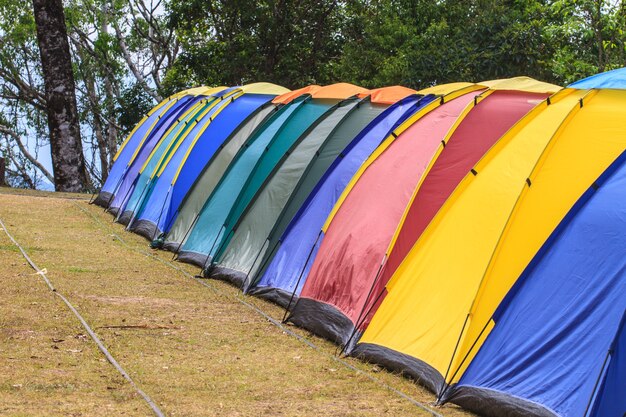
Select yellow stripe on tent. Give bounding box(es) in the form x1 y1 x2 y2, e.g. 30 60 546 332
479 76 561 94
137 98 214 175
418 83 478 95
119 86 227 166
153 99 223 178
322 84 485 232
155 87 242 177
149 95 228 178
358 88 588 383
171 90 246 184
161 89 243 179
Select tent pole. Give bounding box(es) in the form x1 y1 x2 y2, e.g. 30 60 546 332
582 334 617 417
125 177 153 230
151 186 172 242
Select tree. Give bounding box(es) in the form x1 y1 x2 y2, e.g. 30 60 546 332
32 0 90 192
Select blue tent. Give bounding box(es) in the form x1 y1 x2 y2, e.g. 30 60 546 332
568 66 626 89
125 91 278 240
105 93 211 215
94 93 200 208
442 151 626 417
248 94 436 307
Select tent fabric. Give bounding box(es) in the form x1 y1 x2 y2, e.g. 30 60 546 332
238 82 290 95
209 97 389 289
273 85 321 104
418 83 477 95
354 87 626 396
110 86 224 164
162 103 281 251
176 96 337 267
128 92 277 240
365 86 417 104
164 96 307 255
116 95 229 225
568 66 626 89
249 94 435 308
105 94 211 215
479 76 560 93
94 93 203 207
442 152 626 417
286 85 484 346
378 89 550 299
309 83 369 100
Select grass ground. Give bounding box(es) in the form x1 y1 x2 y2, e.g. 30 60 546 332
0 187 475 417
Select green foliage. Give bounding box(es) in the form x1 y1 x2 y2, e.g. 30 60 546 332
167 0 346 88
116 83 155 135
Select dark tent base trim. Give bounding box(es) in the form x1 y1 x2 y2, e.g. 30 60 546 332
128 219 162 242
93 191 113 208
247 286 299 310
206 265 249 290
350 343 444 395
176 250 209 268
161 240 181 253
440 385 558 417
117 210 133 226
287 298 355 347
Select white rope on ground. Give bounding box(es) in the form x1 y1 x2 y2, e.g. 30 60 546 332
72 201 444 417
0 217 166 417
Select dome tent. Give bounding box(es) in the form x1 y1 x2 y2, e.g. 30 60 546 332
159 85 320 251
441 150 626 417
106 87 232 217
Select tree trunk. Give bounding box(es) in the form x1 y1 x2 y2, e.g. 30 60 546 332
32 0 90 192
0 158 6 186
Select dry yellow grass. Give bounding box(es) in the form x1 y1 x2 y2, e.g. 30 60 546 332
0 188 475 417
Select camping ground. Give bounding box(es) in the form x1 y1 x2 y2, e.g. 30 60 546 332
0 187 474 417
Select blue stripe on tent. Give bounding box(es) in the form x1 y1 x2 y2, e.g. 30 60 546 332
134 93 275 235
451 150 626 417
568 66 626 90
100 95 195 196
108 95 207 212
250 94 436 303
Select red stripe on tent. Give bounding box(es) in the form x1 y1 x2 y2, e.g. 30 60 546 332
378 91 550 297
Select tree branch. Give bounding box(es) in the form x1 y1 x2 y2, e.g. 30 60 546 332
0 123 54 183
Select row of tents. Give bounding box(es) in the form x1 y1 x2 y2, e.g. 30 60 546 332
94 68 626 417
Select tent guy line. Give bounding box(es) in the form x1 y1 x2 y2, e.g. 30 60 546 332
71 200 444 417
0 217 166 417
